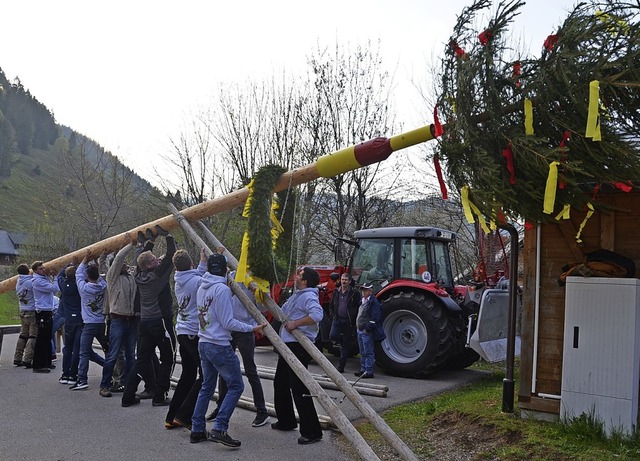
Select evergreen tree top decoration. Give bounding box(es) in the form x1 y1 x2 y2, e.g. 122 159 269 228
435 0 640 223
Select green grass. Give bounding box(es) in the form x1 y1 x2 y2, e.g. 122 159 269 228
353 361 640 460
0 291 19 325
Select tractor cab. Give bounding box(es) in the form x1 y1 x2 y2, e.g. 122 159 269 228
349 226 456 294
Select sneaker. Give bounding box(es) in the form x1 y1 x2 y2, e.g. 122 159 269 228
51 355 58 362
99 387 112 397
152 398 171 407
210 429 241 448
271 421 297 431
336 366 345 373
252 413 270 427
205 407 219 421
33 368 50 373
360 373 374 379
298 435 322 445
59 375 69 384
67 377 77 385
70 382 89 390
354 370 365 377
121 396 141 407
23 362 32 369
189 431 209 444
136 390 153 400
109 384 125 393
48 364 56 370
13 360 22 366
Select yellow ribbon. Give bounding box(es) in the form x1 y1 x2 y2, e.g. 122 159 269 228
575 203 594 244
461 186 474 223
596 10 630 35
543 161 560 214
555 204 571 220
585 80 601 141
469 201 490 234
524 98 534 135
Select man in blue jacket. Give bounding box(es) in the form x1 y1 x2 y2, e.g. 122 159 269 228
31 261 60 373
354 283 386 379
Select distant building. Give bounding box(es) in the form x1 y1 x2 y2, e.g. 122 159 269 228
0 230 26 265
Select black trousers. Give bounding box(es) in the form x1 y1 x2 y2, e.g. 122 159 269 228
273 342 322 439
32 311 53 370
123 318 174 404
165 334 201 424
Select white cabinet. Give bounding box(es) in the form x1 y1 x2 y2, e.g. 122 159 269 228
561 276 640 435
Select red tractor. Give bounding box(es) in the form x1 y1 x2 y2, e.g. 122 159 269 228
271 226 513 377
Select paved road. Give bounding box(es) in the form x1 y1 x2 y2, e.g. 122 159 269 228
0 333 487 461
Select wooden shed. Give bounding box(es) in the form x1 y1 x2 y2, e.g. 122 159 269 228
518 188 640 418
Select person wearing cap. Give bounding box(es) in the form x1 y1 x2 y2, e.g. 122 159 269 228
354 283 386 379
190 252 266 448
271 266 324 445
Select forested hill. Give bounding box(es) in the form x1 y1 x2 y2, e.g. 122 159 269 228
0 67 167 259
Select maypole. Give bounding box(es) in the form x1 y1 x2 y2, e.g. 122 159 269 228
0 125 435 294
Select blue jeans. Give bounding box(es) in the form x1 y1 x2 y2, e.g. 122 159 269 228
51 310 65 353
192 342 244 433
357 330 375 374
62 321 82 377
100 317 138 389
78 323 107 384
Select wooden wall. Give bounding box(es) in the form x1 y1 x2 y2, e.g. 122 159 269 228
518 190 640 415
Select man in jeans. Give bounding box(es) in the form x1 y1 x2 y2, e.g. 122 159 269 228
354 283 385 379
14 264 36 368
57 264 83 385
206 271 270 428
98 233 139 397
190 254 266 447
72 250 108 390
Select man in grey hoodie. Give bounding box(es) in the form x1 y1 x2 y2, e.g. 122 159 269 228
72 249 108 390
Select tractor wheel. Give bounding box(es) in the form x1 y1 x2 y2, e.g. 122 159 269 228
375 291 456 378
441 318 480 370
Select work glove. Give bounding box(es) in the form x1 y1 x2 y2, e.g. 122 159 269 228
155 224 170 237
145 228 156 242
137 231 146 245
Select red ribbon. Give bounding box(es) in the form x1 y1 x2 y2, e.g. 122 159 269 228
501 143 517 185
592 183 601 200
479 30 493 46
433 106 444 138
449 40 466 58
512 61 521 88
558 130 570 190
544 34 559 51
612 181 633 192
433 155 448 200
524 221 535 230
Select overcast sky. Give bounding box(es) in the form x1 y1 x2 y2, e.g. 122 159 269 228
1 0 577 187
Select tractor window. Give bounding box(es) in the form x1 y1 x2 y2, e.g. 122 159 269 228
400 238 429 282
352 238 394 289
430 241 453 288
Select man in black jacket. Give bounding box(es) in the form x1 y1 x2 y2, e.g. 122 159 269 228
328 273 361 373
